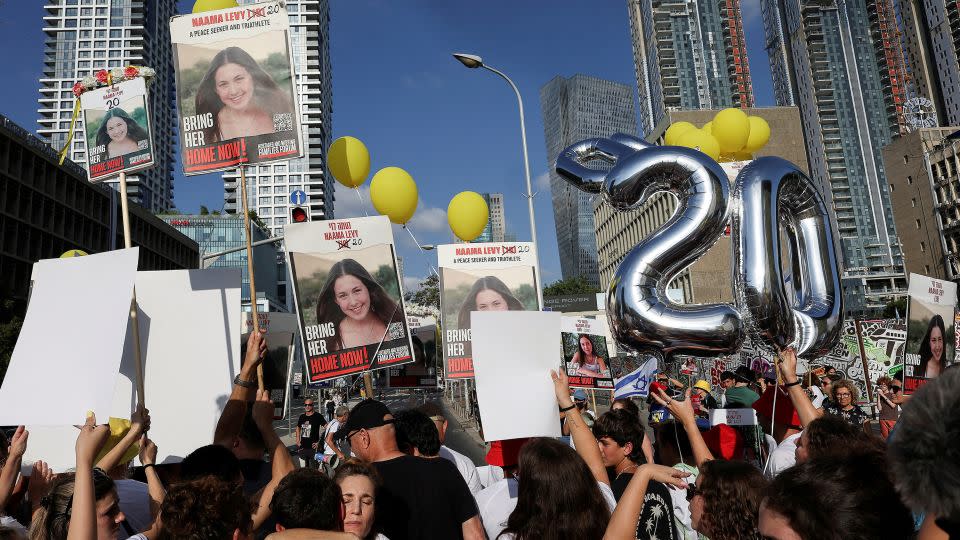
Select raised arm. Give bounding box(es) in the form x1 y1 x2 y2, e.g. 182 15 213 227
0 426 27 511
251 389 294 531
778 348 823 427
214 331 267 447
551 369 608 485
605 464 689 539
67 413 110 540
96 405 150 472
651 388 714 467
136 435 165 540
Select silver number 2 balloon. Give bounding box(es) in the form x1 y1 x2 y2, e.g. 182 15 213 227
556 134 843 359
557 134 744 358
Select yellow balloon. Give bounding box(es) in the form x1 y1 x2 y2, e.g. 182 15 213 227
743 116 771 153
711 108 751 153
676 129 721 161
702 121 713 134
447 192 490 242
327 136 371 188
370 167 418 225
192 0 238 12
60 249 88 258
664 122 697 146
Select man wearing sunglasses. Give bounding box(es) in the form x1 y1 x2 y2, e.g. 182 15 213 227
335 399 485 540
296 399 327 469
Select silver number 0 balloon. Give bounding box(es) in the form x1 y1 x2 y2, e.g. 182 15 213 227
556 135 843 359
557 134 744 358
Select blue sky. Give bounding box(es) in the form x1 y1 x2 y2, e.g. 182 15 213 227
0 0 772 289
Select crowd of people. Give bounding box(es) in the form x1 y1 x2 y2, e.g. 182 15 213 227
0 330 956 540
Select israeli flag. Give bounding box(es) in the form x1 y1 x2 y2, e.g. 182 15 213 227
614 357 659 399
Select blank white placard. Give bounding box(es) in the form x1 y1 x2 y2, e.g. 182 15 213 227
22 268 241 472
0 248 139 426
471 311 562 441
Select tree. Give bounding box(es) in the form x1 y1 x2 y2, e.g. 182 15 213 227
543 276 600 296
0 299 25 385
406 274 440 310
199 205 209 215
248 210 268 232
883 297 908 319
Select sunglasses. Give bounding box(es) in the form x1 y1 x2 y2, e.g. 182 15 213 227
304 403 314 407
891 387 901 392
686 483 699 501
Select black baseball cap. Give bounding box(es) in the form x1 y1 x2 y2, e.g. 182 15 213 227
334 399 393 441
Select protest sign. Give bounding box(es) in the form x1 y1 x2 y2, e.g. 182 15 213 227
0 249 139 426
285 216 414 383
903 273 957 394
23 268 241 471
471 311 562 441
388 315 439 388
80 77 154 181
241 311 298 419
561 316 615 390
438 242 540 379
170 1 303 175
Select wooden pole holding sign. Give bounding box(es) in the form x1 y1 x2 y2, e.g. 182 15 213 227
117 172 146 404
237 167 265 391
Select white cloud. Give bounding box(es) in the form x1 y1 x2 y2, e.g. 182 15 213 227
403 275 425 292
333 185 374 219
535 170 552 192
407 206 447 234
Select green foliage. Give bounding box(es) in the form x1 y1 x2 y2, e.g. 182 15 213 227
405 274 440 309
883 298 907 319
543 276 600 296
248 210 268 232
156 209 182 215
200 205 210 215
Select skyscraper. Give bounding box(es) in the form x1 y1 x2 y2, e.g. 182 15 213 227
897 0 960 127
762 0 909 316
627 0 754 136
37 0 176 212
223 0 334 238
540 75 636 288
475 193 505 243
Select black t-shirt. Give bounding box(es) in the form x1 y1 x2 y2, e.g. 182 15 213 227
824 404 868 427
297 412 326 446
373 455 478 540
634 479 678 540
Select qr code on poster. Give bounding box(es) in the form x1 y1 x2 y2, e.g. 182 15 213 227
273 113 293 132
137 140 149 150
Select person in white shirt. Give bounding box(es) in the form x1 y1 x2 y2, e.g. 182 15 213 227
417 402 483 494
323 405 349 465
473 438 528 539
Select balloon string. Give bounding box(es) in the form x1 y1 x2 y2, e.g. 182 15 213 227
354 186 369 217
404 225 426 251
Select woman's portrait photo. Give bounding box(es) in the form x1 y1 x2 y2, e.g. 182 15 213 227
84 99 150 159
905 299 955 383
291 246 407 354
564 333 610 378
176 35 296 143
440 269 538 331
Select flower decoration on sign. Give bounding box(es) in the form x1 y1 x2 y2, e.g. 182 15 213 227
70 65 156 98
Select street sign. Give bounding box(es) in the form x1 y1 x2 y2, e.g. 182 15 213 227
289 190 307 205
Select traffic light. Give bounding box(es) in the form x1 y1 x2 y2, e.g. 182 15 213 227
290 205 310 223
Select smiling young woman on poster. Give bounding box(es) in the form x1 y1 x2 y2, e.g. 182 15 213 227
95 108 149 158
456 276 525 329
194 46 293 143
572 334 609 377
916 314 946 378
315 259 400 351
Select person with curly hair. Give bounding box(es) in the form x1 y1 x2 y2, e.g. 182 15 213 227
822 379 868 429
156 476 252 540
777 348 869 433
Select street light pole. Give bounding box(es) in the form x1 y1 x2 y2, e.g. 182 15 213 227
453 53 545 309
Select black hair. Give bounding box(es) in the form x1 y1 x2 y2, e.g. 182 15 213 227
180 444 242 484
157 477 252 540
393 409 441 457
653 420 693 466
763 454 913 540
720 370 735 381
611 397 641 418
314 258 401 352
499 438 609 539
591 409 645 463
698 460 767 540
802 414 883 461
95 107 149 149
270 468 342 531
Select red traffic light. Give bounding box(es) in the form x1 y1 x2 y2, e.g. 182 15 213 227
291 207 309 223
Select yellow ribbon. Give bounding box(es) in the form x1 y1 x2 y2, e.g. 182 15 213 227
58 99 81 166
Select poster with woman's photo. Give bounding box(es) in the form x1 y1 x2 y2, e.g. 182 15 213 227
240 311 298 419
903 273 957 394
387 315 439 388
561 316 615 390
284 216 414 384
438 242 541 379
170 1 303 175
80 77 154 181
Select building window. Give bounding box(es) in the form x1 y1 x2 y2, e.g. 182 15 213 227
907 175 913 185
921 242 926 252
925 265 931 273
911 198 916 207
916 219 921 229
